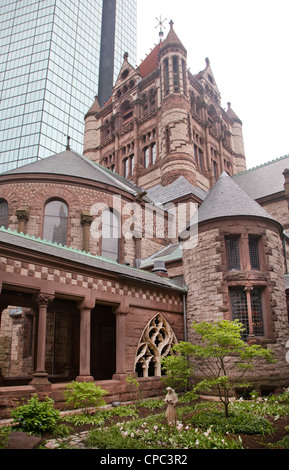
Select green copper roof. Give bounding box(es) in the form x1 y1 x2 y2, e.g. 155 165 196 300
0 227 186 292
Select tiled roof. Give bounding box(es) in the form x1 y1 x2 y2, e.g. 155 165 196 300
147 176 207 205
141 243 182 268
233 154 289 200
0 227 186 292
160 24 186 52
2 150 142 196
185 172 280 230
137 42 161 78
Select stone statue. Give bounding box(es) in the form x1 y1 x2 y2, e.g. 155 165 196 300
165 387 178 426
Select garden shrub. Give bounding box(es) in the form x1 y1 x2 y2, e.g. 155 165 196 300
11 394 60 434
65 381 108 413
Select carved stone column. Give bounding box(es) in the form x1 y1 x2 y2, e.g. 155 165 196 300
113 304 129 379
30 293 54 385
81 211 93 252
76 300 94 382
15 206 30 234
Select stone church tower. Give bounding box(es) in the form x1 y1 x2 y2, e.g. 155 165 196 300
83 21 246 193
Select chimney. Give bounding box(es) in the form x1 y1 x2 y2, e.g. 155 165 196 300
152 260 168 276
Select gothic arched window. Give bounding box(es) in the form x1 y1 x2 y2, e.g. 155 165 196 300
134 313 178 377
0 199 8 228
101 208 119 261
43 199 68 245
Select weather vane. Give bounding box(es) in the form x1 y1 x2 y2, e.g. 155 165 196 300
155 16 167 39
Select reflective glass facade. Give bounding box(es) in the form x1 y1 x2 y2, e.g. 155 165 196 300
0 0 137 173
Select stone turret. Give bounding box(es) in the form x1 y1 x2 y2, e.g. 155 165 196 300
182 172 289 392
159 21 196 186
226 102 247 174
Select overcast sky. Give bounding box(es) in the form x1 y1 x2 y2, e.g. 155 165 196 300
136 0 289 170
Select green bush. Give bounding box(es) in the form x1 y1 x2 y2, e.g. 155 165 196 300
11 394 60 434
190 410 274 435
0 427 11 449
65 381 108 413
277 435 289 449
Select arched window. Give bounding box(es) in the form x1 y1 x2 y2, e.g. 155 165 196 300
164 58 169 95
43 199 68 245
173 56 179 92
0 199 8 228
134 313 178 377
101 208 119 261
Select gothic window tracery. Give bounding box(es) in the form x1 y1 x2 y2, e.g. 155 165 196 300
134 313 178 377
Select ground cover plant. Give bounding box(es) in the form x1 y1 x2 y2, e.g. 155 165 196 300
1 388 289 449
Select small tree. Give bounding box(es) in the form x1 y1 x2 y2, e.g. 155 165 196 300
190 320 276 417
65 381 108 414
161 341 195 393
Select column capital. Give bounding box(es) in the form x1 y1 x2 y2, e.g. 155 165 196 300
113 303 130 315
78 298 95 311
81 211 93 226
15 206 30 222
35 293 55 307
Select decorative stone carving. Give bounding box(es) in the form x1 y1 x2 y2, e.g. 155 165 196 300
134 313 178 377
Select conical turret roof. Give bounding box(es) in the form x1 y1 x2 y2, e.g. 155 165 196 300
184 171 280 230
160 20 186 53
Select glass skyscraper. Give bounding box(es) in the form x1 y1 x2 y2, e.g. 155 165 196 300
0 0 137 173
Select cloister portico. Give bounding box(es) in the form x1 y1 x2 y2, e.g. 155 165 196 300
0 227 185 412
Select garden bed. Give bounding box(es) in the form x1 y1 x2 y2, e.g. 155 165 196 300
2 392 289 450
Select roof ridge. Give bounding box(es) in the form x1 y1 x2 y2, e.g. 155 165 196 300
80 154 139 194
233 154 289 177
142 243 175 262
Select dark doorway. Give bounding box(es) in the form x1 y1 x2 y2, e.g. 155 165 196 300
90 305 116 380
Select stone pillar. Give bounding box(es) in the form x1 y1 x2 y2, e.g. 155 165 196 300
244 286 254 340
15 206 30 234
30 293 54 385
76 300 94 382
81 211 93 252
113 304 129 379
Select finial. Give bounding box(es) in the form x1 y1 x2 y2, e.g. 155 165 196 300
123 52 129 61
205 57 210 66
155 16 167 38
227 102 231 108
169 19 174 29
66 135 71 151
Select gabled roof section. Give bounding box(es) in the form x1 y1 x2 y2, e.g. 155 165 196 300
1 150 142 196
185 171 280 230
147 176 207 206
195 57 220 97
137 42 161 79
232 154 289 200
113 53 140 92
